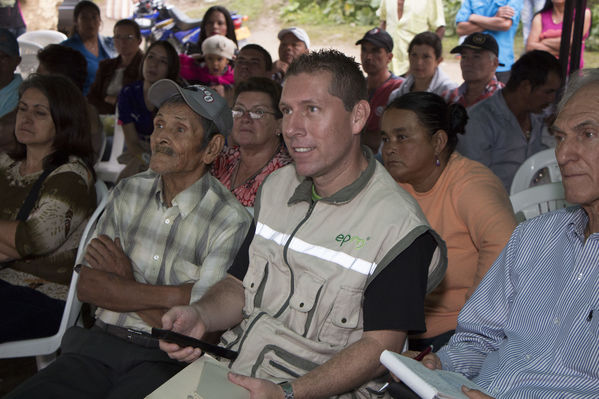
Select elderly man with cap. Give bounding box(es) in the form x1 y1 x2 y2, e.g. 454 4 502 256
454 0 522 83
271 27 310 84
357 27 404 154
442 32 504 108
6 81 252 399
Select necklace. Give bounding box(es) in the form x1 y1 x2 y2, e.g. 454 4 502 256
230 144 281 191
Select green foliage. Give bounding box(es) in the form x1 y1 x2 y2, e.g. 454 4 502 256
587 0 599 50
281 0 381 26
443 0 462 36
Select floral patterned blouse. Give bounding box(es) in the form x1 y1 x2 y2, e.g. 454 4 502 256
211 143 292 207
0 153 96 290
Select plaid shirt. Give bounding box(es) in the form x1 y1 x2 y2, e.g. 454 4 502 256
442 77 504 108
92 169 252 332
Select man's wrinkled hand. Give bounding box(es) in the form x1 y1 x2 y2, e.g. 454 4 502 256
421 353 442 370
84 235 134 279
159 305 207 363
228 373 285 399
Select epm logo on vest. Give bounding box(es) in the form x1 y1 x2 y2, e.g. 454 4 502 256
335 234 370 249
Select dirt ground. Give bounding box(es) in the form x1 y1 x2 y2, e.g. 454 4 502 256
98 0 464 82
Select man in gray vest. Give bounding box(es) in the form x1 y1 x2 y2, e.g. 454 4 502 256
160 50 446 399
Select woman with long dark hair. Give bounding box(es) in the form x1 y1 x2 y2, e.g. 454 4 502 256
116 40 180 179
0 74 96 342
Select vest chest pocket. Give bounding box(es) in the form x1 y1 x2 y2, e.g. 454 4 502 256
242 256 269 316
288 272 325 336
318 286 363 346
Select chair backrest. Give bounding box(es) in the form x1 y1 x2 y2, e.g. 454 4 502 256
510 148 562 195
510 182 570 222
0 181 109 367
18 30 67 47
94 111 127 183
15 39 43 79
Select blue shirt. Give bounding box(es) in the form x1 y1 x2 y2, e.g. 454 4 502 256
455 0 523 71
117 80 155 141
0 73 22 118
437 207 599 398
456 90 547 191
61 33 115 95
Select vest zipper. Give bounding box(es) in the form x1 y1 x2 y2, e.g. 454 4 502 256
274 200 318 318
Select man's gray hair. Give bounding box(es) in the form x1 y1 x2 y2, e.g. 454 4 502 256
557 68 599 113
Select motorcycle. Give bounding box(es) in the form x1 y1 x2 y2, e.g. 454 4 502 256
132 0 250 53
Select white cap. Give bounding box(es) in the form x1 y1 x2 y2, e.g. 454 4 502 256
277 27 310 49
201 35 237 60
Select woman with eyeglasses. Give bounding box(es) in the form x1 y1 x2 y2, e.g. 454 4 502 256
87 19 143 115
60 0 115 95
211 77 291 208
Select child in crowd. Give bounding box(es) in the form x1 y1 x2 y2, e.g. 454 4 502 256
179 35 236 93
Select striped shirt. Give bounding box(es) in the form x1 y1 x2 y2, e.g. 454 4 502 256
93 169 252 332
437 206 599 398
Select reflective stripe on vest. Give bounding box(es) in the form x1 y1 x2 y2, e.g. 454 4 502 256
255 222 377 276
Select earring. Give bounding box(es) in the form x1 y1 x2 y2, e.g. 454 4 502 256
435 155 440 167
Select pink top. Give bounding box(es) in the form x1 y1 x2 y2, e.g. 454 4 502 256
179 54 235 85
211 144 292 207
540 8 589 69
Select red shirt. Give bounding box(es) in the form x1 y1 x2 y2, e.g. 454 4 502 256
211 144 292 207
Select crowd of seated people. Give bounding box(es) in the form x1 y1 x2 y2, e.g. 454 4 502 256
2 4 598 398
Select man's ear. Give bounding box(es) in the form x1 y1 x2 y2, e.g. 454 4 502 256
202 134 224 165
351 100 370 136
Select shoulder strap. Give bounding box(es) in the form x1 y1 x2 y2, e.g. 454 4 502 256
16 163 63 222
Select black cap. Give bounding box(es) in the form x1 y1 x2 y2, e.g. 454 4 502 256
450 32 504 66
356 28 393 52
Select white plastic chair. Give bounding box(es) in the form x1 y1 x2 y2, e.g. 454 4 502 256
94 111 127 184
15 39 43 79
0 180 109 369
510 149 562 195
510 182 570 222
18 30 67 48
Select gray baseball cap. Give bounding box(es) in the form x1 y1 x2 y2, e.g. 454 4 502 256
148 79 233 136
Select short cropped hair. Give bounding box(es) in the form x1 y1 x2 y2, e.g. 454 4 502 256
239 44 273 71
505 50 563 91
286 49 367 111
557 68 599 113
408 31 443 59
234 77 282 118
114 18 142 40
37 44 87 91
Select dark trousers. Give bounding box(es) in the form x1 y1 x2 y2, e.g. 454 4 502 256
408 330 456 353
0 279 65 343
5 326 186 399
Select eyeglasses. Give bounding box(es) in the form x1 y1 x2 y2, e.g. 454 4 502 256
231 107 278 120
114 34 136 41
